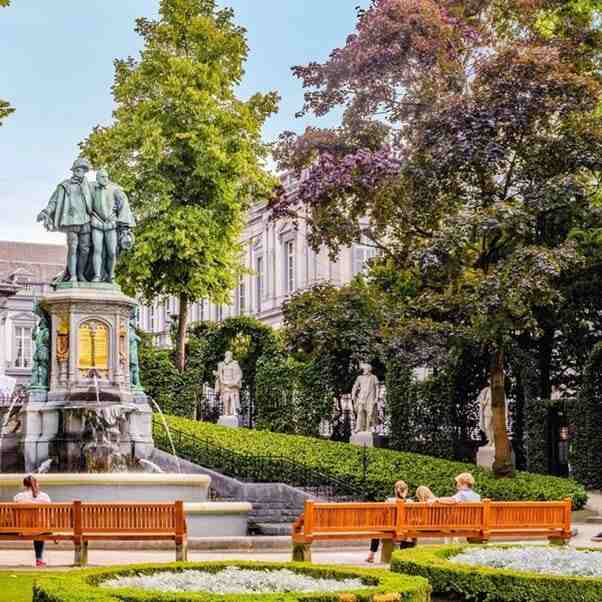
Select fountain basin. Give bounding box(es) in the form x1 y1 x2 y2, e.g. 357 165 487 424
0 473 210 503
185 502 251 537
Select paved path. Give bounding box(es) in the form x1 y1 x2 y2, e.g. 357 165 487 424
1 523 602 570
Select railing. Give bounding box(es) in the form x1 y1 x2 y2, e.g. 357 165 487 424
152 417 364 501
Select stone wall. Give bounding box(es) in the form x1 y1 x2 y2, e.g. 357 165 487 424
150 448 313 525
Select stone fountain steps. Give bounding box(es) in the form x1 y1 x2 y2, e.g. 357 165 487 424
252 523 293 536
150 449 313 527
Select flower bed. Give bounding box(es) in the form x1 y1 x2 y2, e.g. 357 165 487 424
451 546 602 578
103 567 365 594
34 560 431 601
391 545 602 602
159 414 588 508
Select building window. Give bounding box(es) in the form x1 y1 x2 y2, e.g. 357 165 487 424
14 326 32 368
255 255 264 312
237 276 246 315
352 239 377 276
149 304 155 332
217 305 224 322
163 299 170 326
284 240 295 294
200 300 205 322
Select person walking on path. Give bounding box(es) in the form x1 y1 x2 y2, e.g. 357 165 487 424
14 476 51 567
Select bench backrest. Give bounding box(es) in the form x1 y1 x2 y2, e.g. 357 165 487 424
0 501 186 536
299 498 572 538
80 502 185 534
0 503 73 532
309 502 399 533
405 502 484 530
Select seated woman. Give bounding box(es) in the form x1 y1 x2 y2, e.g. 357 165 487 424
366 480 409 563
415 485 436 503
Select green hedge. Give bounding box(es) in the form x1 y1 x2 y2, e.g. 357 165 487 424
571 343 602 489
160 415 587 508
391 545 602 602
33 560 431 601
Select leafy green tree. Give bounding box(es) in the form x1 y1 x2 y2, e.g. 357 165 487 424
0 0 14 126
272 0 602 477
81 0 279 370
282 281 386 400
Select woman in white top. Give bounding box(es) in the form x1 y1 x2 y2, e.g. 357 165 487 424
14 476 51 567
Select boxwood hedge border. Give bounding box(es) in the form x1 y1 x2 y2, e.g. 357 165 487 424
33 560 431 602
391 544 602 602
158 415 588 509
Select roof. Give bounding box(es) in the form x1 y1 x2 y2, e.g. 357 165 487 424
0 241 66 285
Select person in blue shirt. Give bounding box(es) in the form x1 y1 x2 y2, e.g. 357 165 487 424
439 472 481 503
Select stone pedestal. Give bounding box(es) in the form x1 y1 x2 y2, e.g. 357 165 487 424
350 430 374 448
476 445 495 470
217 415 239 428
18 285 153 472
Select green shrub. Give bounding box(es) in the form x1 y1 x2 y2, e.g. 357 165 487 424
571 343 602 489
391 545 602 602
158 415 587 508
33 560 431 601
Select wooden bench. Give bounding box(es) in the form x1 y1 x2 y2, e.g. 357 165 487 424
0 500 187 566
292 498 573 562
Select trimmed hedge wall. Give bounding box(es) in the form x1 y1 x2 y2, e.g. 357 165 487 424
391 545 602 602
571 343 602 489
33 560 431 602
160 415 587 508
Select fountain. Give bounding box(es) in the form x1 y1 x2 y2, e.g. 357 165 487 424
0 162 252 538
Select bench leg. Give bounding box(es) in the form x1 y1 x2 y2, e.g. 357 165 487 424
74 541 86 567
549 536 569 546
176 540 188 562
380 540 394 564
292 542 312 562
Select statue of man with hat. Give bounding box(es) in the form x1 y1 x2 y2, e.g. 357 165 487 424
37 157 93 282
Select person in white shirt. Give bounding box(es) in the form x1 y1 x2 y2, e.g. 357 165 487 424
14 476 51 567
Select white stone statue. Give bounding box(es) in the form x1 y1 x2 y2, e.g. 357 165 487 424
478 383 494 444
214 351 242 417
351 363 379 433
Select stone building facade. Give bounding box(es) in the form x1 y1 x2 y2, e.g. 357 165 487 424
0 242 66 386
0 198 375 368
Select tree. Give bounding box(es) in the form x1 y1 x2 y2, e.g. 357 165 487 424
272 0 602 477
282 281 386 399
81 0 279 370
0 0 14 127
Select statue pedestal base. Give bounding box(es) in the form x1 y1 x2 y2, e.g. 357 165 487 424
350 431 374 448
477 445 495 470
217 415 239 428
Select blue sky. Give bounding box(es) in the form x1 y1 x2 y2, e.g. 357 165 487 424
0 1 366 244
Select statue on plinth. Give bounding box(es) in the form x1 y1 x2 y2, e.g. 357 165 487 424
91 168 135 282
478 382 494 445
214 351 242 417
37 158 135 285
351 362 379 433
29 303 50 390
37 157 93 283
129 311 142 389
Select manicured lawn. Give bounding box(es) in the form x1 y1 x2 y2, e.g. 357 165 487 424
0 571 45 602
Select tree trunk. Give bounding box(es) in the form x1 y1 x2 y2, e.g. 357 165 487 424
175 294 188 372
491 349 514 477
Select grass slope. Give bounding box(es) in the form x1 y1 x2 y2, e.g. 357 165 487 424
161 415 587 508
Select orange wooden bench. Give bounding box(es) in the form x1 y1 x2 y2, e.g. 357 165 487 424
0 500 187 566
292 498 573 562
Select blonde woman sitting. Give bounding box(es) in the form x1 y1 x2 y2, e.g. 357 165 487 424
415 485 436 503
